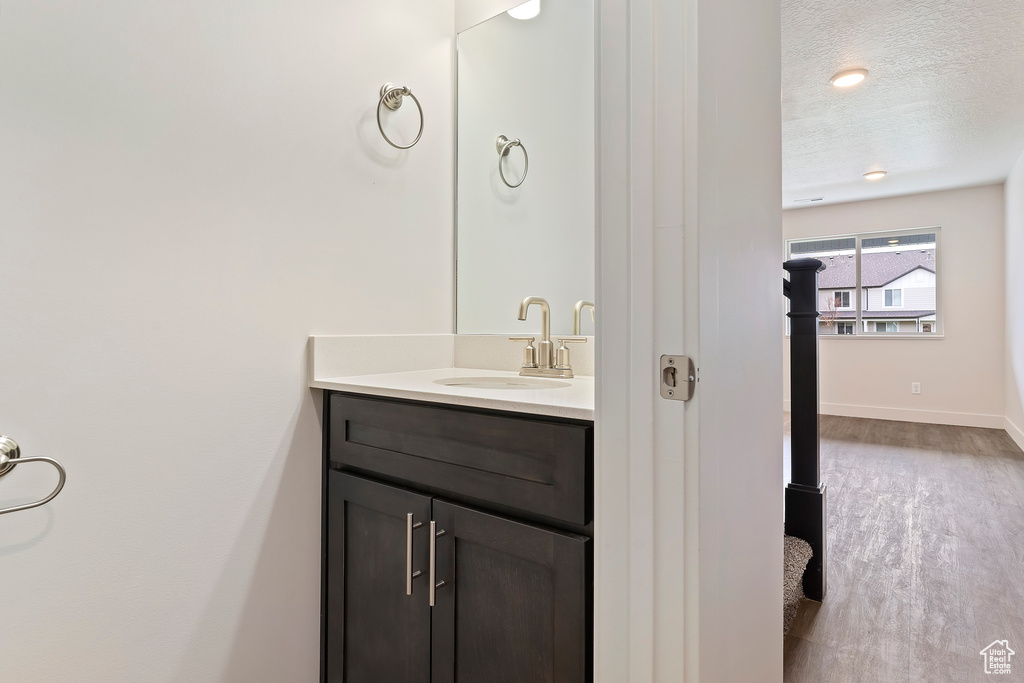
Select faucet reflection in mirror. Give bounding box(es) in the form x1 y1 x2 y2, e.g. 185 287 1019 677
573 300 594 335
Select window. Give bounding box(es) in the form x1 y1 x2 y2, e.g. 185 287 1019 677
786 228 940 336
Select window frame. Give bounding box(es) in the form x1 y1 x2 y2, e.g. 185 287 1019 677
785 226 942 339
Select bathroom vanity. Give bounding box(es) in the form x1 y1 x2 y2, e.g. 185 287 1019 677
315 358 594 683
318 0 598 677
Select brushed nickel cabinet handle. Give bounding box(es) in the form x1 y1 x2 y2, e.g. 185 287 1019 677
406 513 423 596
429 520 446 607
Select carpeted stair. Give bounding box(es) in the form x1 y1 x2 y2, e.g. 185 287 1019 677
783 536 813 635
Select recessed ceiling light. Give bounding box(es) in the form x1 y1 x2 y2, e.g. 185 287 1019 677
507 0 540 19
830 69 868 87
888 239 900 244
864 170 887 181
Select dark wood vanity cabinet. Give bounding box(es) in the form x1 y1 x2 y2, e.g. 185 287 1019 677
327 472 432 683
322 392 593 683
430 499 589 683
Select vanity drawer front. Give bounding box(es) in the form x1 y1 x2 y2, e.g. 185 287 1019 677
328 393 592 526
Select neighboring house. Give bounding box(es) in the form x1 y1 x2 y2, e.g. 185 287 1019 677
815 249 936 334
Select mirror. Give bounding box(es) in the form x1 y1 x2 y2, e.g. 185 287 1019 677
455 0 595 336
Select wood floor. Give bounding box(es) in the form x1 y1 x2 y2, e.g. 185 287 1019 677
783 415 1024 683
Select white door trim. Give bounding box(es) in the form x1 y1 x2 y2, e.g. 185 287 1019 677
594 0 783 680
594 0 688 679
593 0 638 677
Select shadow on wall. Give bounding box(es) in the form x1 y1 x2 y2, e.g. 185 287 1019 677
357 109 416 167
172 389 322 681
0 508 55 559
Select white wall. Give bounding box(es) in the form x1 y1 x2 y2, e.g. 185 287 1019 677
456 1 595 335
1006 153 1024 449
783 184 1006 427
0 2 453 680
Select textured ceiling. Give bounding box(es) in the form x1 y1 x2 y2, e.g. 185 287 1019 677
782 0 1024 207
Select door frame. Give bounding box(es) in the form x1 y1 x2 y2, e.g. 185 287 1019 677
593 0 693 679
593 0 784 680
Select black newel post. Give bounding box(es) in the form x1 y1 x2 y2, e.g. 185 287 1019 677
783 258 827 601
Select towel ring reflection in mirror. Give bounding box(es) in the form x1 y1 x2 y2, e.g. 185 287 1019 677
496 135 529 188
0 435 67 517
377 83 424 150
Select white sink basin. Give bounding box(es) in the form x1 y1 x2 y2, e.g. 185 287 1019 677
433 376 571 390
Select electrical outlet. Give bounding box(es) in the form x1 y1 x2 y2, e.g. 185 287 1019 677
912 382 921 395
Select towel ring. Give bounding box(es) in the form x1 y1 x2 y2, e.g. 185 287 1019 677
496 135 529 188
377 83 424 150
0 435 67 517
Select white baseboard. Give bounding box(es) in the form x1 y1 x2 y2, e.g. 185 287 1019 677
782 399 1004 429
1006 417 1024 451
822 403 1004 428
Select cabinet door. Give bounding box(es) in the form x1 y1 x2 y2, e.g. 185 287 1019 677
430 499 590 683
327 471 433 683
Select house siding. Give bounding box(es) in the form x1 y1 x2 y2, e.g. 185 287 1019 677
818 288 854 312
866 269 936 310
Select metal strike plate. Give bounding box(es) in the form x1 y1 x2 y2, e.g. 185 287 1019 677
660 355 696 401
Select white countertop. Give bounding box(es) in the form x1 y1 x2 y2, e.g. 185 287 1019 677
311 367 594 421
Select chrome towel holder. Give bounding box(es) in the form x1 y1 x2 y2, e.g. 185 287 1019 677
0 435 67 517
496 135 529 188
377 83 424 150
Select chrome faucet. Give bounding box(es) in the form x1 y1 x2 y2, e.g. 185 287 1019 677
517 296 553 369
572 300 595 335
511 296 586 378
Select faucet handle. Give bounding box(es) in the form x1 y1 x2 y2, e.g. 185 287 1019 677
554 337 587 373
508 337 538 369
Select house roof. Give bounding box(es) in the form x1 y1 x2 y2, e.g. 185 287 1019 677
817 249 935 289
829 310 935 319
